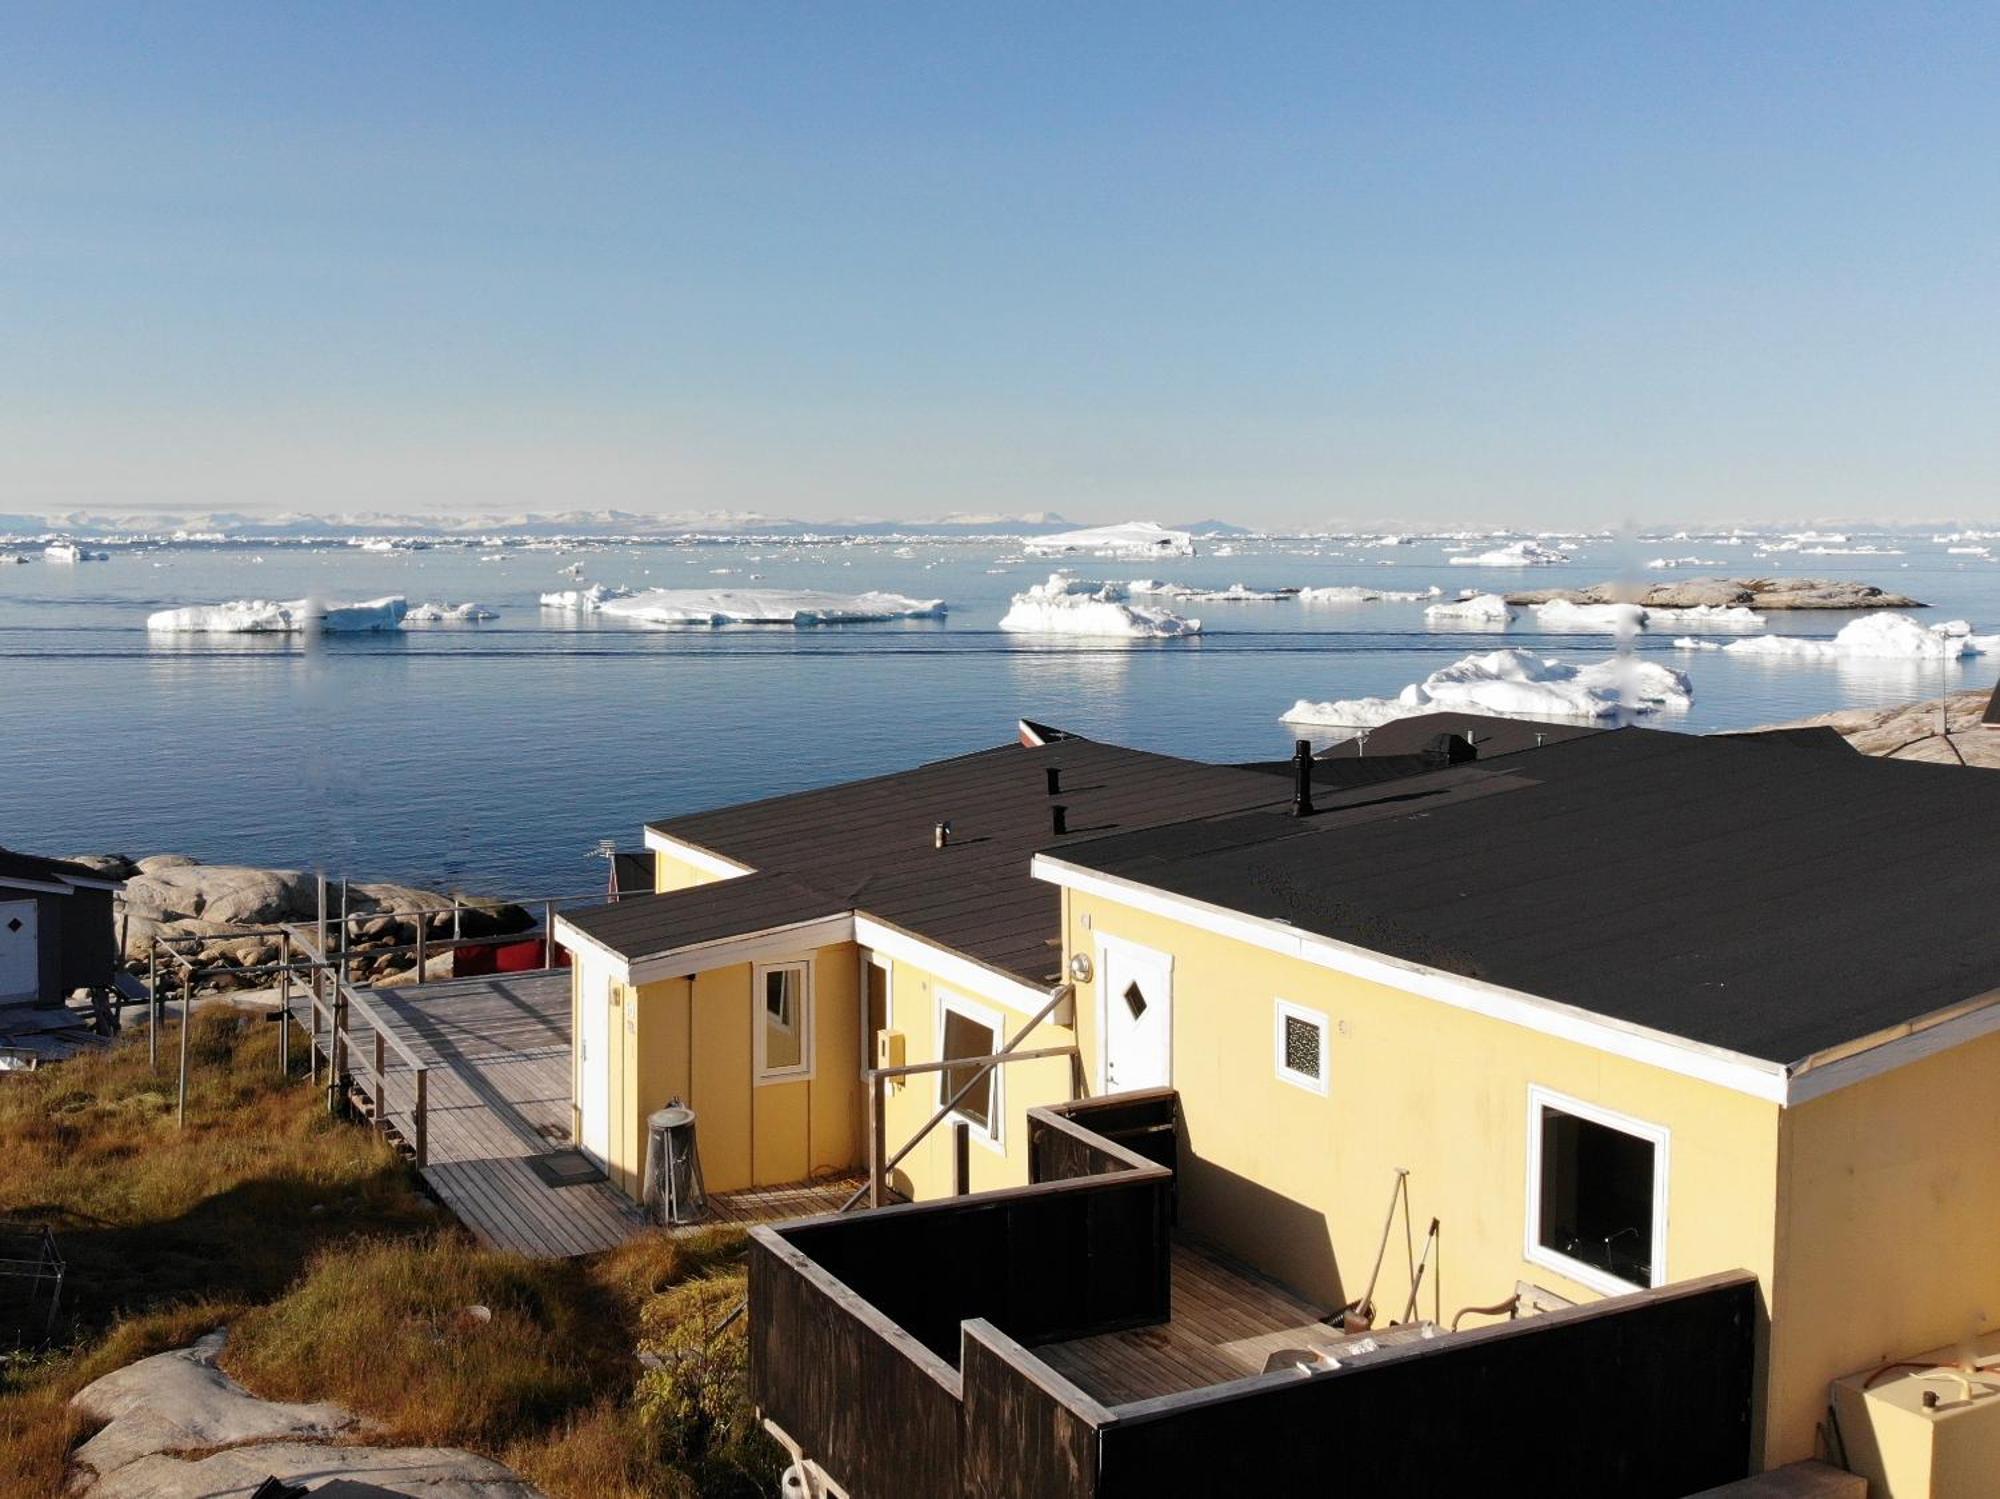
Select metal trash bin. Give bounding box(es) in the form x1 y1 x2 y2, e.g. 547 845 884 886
643 1102 707 1226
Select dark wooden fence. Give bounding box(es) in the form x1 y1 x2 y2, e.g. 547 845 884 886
1093 1269 1759 1499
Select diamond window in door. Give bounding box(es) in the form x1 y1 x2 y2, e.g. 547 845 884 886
3 918 19 934
1122 980 1148 1021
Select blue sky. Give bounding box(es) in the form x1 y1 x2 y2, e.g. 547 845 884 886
5 3 1997 527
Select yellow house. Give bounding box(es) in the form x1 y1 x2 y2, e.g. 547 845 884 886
552 723 1296 1206
1024 725 2000 1477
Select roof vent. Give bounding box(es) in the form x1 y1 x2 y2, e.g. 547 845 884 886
1051 804 1068 835
1423 733 1477 769
1291 739 1315 818
934 820 952 849
1046 766 1062 795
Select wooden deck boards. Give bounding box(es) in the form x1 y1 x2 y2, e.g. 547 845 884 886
1038 1240 1347 1405
318 971 865 1257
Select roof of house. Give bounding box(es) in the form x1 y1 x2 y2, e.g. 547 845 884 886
581 738 1300 985
1044 727 2000 1067
1310 712 1603 761
0 847 122 893
1713 724 1859 753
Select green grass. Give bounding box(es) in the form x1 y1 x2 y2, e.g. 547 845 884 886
0 1008 778 1498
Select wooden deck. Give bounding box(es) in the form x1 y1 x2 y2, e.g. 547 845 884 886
1038 1240 1349 1404
351 971 866 1256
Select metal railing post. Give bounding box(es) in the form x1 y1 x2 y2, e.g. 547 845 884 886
414 1066 428 1167
147 946 159 1071
543 900 555 969
277 932 291 1076
373 1030 387 1130
176 967 191 1129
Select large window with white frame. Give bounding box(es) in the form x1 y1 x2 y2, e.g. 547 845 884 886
937 991 1003 1147
1525 1086 1669 1295
754 960 814 1083
1273 998 1330 1095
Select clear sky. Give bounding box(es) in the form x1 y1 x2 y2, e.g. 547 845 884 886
5 3 1997 528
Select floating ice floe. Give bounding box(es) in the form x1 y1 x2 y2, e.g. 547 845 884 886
45 542 109 562
1024 522 1197 559
1720 613 2000 661
1281 648 1693 729
145 597 409 633
539 584 637 612
1532 599 1647 631
1447 540 1569 567
1129 581 1296 601
1426 593 1515 624
1296 585 1442 604
2 553 31 564
1646 556 1729 569
404 601 499 623
599 588 947 627
1672 638 1726 651
999 574 1200 638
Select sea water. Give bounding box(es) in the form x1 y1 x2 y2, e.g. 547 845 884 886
3 530 1996 894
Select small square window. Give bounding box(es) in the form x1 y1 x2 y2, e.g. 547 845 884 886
1273 999 1329 1095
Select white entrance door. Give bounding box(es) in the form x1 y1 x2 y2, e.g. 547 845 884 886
1099 938 1173 1093
0 900 37 1002
576 957 612 1167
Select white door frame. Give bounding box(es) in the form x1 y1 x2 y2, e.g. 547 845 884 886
1094 933 1173 1094
576 956 612 1168
0 899 38 1003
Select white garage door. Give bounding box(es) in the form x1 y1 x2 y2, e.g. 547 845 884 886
0 900 39 1002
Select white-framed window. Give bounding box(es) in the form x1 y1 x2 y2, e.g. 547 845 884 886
937 990 1004 1149
1524 1086 1670 1296
859 950 893 1080
1273 998 1330 1095
754 959 814 1083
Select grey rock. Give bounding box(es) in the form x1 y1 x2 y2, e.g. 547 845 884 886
83 1442 548 1498
1504 576 1924 610
133 854 200 874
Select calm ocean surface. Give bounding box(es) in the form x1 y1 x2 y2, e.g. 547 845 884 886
5 531 1996 895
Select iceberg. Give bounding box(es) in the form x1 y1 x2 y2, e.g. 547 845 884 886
1722 613 2000 661
1426 593 1515 624
1447 539 1569 567
1024 522 1197 559
999 574 1200 638
1297 585 1441 603
145 596 409 633
1532 599 1647 631
539 584 637 612
44 542 108 562
599 588 947 626
1281 648 1692 729
405 601 499 623
1129 581 1295 601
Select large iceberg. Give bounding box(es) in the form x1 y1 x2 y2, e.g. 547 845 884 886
1534 599 1763 631
1447 539 1569 567
1024 522 1197 559
539 584 637 612
1426 593 1515 624
1722 612 1999 661
599 588 947 626
1281 648 1692 729
146 597 409 633
999 574 1200 638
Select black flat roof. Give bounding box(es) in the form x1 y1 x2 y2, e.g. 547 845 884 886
1048 728 2000 1066
586 739 1297 983
0 847 119 891
1311 712 1602 760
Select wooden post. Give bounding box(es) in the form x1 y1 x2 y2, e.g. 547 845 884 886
176 970 191 1129
414 915 427 984
866 1075 885 1209
543 900 555 970
339 879 350 984
328 989 346 1115
373 1030 386 1130
316 873 327 973
309 958 322 1087
953 1120 970 1196
277 932 291 1076
414 1066 428 1167
147 947 159 1070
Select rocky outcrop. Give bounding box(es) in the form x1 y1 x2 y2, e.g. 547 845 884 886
1504 577 1924 610
1750 688 2000 769
68 1330 546 1498
71 853 535 990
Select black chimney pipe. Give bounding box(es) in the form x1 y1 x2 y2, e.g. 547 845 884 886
1051 804 1068 835
1291 739 1315 817
1046 766 1062 795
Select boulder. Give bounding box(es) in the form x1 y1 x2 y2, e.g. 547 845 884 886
83 1442 548 1498
133 853 198 874
69 1329 354 1483
1504 576 1925 610
60 853 137 880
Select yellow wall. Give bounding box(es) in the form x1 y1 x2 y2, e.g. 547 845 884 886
1766 1029 2000 1466
1065 888 1782 1452
595 940 862 1197
870 950 1076 1202
652 845 734 893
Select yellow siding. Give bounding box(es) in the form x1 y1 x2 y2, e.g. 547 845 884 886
874 951 1075 1202
1766 1028 2000 1466
653 845 736 893
1066 889 1781 1450
610 942 864 1199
